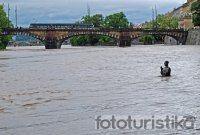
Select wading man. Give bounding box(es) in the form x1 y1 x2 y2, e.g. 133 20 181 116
160 61 171 77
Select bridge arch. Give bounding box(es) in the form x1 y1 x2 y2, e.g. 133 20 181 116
58 32 120 46
3 31 45 45
130 33 183 45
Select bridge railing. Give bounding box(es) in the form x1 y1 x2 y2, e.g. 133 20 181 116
1 27 188 33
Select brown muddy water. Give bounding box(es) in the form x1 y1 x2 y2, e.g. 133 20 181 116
0 45 200 135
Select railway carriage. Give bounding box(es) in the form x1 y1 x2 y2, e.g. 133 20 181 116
29 23 94 29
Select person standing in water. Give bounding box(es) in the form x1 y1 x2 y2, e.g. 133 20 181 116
160 61 171 77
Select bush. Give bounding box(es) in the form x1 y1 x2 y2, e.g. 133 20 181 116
139 35 155 45
191 0 200 26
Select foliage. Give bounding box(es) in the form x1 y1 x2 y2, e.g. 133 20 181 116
104 12 129 28
70 36 87 46
0 4 12 50
82 14 104 27
70 12 129 46
191 0 200 26
0 5 8 28
141 14 178 44
139 35 155 45
0 36 11 49
144 14 178 29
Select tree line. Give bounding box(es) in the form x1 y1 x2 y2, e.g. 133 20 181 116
70 12 129 46
141 14 179 44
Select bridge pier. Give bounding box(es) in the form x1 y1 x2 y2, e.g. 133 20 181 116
118 36 131 47
179 33 188 45
44 38 61 49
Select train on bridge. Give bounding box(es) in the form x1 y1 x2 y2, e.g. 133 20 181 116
29 23 94 29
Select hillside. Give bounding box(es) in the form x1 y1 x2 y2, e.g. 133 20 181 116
167 0 197 28
169 0 197 18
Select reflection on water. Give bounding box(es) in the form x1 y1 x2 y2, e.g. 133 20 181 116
0 45 200 135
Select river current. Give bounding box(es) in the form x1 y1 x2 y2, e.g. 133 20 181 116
0 45 200 135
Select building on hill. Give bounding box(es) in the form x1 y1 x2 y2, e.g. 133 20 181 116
169 0 197 28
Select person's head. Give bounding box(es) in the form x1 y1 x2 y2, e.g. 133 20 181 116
164 61 169 67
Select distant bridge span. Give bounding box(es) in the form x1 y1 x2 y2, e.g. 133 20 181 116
1 28 188 49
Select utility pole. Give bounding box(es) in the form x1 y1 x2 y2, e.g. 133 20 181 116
155 5 158 29
152 7 155 29
87 3 90 17
15 5 18 28
7 3 10 28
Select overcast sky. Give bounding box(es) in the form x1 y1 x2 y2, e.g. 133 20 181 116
0 0 187 27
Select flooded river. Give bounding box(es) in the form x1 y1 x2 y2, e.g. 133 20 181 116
0 45 200 135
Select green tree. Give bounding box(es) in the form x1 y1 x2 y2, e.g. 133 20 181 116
157 15 178 29
0 4 12 50
142 14 178 44
145 14 178 29
82 14 104 27
104 12 129 28
70 12 129 46
70 14 104 46
138 35 154 45
191 0 200 26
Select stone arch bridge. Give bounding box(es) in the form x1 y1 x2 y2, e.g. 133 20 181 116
1 28 188 49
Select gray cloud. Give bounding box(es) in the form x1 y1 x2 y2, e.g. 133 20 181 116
0 0 186 27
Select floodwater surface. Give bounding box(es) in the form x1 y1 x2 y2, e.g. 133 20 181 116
0 45 200 135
